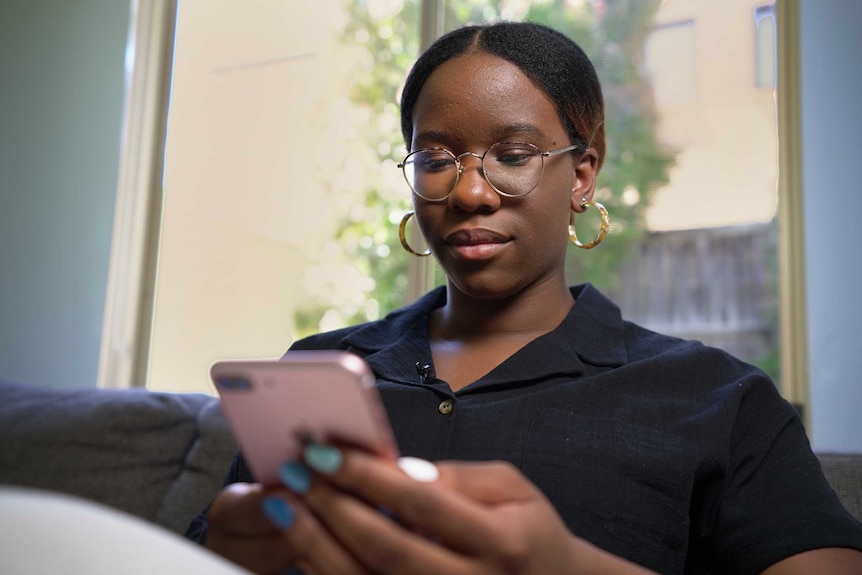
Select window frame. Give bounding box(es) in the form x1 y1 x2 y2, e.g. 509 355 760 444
97 0 177 389
775 0 809 418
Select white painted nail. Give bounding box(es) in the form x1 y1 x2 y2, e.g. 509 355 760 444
397 456 439 482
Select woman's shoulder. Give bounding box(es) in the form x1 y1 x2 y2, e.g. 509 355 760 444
614 316 789 426
573 282 762 377
622 318 765 378
570 283 773 404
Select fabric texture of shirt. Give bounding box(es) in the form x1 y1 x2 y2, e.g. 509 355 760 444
187 284 862 574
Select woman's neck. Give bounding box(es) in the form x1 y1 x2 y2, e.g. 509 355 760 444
431 280 575 342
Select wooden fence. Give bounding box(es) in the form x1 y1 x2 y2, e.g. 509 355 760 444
607 222 779 367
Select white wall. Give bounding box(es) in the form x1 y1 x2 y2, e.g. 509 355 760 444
800 0 862 451
0 1 129 388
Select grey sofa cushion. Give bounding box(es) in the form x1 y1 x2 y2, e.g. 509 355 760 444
0 379 236 534
155 397 239 532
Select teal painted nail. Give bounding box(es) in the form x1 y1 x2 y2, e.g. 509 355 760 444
261 496 294 529
304 444 343 474
280 461 311 493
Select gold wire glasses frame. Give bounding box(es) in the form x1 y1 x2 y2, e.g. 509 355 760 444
397 142 582 201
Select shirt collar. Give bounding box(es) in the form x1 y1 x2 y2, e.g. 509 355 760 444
339 284 628 386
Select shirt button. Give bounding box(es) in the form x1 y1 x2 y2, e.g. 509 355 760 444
438 399 454 415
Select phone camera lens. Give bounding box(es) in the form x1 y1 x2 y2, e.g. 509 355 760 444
216 377 252 391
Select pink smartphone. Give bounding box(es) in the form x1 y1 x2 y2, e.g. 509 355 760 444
211 350 398 486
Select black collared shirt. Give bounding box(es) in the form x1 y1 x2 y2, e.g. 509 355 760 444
189 284 862 574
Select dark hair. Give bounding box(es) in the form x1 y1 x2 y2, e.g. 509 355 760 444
400 21 606 170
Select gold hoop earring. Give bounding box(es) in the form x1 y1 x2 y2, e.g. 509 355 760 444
398 211 431 257
569 200 609 249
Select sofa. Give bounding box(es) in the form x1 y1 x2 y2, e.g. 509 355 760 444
0 379 237 535
0 378 860 540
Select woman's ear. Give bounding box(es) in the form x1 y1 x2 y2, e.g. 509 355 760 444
571 148 599 213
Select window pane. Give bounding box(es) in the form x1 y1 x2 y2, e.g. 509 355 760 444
149 0 418 392
149 0 780 395
438 0 780 383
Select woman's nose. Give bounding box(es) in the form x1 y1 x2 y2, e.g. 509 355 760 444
447 155 500 212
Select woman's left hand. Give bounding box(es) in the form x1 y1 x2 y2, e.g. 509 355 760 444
277 444 655 575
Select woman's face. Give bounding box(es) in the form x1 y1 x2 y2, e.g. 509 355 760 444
410 51 596 300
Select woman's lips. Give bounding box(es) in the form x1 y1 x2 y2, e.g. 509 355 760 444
444 229 510 260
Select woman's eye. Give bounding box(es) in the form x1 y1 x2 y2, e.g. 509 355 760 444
418 153 454 172
495 149 536 167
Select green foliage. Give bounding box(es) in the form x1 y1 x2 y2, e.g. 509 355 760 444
334 1 423 325
297 0 676 332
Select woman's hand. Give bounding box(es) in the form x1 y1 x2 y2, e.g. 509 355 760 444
204 482 306 574
202 459 411 575
280 444 656 575
204 478 375 574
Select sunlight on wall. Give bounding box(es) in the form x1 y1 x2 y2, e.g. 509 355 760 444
149 0 382 392
644 1 777 231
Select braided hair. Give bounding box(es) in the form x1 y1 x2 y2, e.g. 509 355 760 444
400 21 606 171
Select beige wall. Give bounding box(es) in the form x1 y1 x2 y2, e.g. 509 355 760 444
645 0 777 230
149 0 380 392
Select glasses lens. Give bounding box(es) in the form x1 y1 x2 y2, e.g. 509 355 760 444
402 149 457 200
484 143 543 197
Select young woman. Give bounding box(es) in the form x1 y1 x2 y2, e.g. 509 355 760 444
188 22 862 574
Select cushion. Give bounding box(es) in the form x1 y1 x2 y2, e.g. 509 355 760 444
154 397 238 532
0 379 236 532
819 451 862 522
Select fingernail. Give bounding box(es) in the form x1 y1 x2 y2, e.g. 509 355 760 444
304 444 343 474
397 456 439 482
261 496 294 529
280 461 311 493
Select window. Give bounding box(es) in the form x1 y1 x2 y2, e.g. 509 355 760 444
626 1 780 380
147 0 420 392
131 0 785 399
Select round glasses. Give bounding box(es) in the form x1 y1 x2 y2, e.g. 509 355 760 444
398 142 582 201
